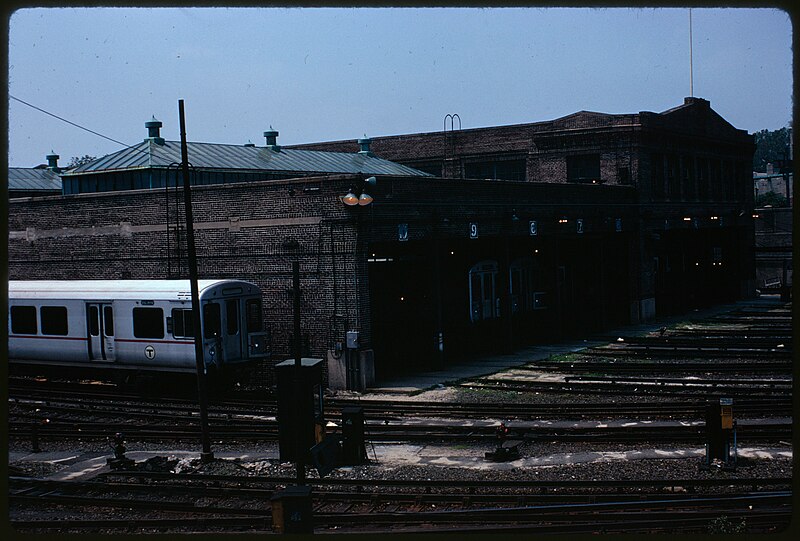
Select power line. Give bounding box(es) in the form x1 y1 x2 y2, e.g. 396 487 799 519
9 94 155 161
10 94 133 148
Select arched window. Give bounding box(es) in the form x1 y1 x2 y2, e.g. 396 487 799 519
469 260 499 323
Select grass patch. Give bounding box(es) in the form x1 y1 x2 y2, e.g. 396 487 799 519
455 387 522 402
548 353 581 363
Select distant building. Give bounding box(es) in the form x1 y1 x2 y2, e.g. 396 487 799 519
8 153 63 198
8 97 758 389
753 162 792 206
60 118 431 195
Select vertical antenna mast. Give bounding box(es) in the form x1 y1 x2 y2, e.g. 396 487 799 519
689 8 694 97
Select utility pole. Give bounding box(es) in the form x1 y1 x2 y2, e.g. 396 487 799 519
179 99 214 463
293 261 306 484
689 8 694 97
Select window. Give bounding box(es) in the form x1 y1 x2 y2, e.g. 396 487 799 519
464 159 526 181
567 154 601 183
132 307 164 339
171 308 194 338
103 306 114 336
88 306 100 336
712 247 723 266
618 167 631 185
651 153 665 198
41 306 68 335
469 260 499 323
246 299 262 333
10 306 37 334
226 300 239 335
405 161 442 177
203 303 221 339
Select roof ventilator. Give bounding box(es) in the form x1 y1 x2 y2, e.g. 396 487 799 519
46 151 60 173
264 127 281 152
145 116 165 145
358 135 373 156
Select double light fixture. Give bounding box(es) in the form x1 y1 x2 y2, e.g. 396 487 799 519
341 176 377 206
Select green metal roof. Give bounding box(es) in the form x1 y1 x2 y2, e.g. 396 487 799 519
65 139 434 178
8 167 62 191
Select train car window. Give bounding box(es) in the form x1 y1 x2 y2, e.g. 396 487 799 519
171 308 194 338
10 306 37 334
246 299 262 333
88 306 100 336
132 307 164 339
222 287 243 296
226 300 239 335
41 306 69 335
203 303 221 339
103 306 114 336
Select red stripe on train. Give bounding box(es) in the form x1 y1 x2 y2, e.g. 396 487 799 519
9 335 87 341
114 338 195 345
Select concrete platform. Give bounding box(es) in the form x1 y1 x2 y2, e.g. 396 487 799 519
365 298 787 395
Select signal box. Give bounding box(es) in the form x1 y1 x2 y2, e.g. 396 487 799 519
276 358 325 463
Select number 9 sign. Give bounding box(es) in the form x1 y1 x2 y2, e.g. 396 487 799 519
469 223 478 239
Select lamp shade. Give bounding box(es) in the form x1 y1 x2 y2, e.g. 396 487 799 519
341 190 359 206
358 192 374 206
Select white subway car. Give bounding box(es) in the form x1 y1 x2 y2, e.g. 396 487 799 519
8 280 268 376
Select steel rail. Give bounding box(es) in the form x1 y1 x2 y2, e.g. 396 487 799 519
95 471 793 491
13 477 790 509
460 380 792 399
9 417 791 442
525 360 792 372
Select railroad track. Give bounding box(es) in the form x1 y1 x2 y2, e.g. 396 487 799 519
585 346 791 359
460 378 791 400
11 389 793 421
524 359 793 374
10 474 792 534
8 417 791 443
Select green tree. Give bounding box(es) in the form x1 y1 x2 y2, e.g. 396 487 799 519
755 192 789 208
66 155 97 169
752 127 791 173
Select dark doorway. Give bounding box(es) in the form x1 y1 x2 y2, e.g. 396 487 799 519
368 250 435 381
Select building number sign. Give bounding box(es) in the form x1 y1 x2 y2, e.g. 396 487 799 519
469 223 479 239
398 223 409 242
529 220 538 236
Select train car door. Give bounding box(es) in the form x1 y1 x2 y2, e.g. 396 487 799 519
223 299 243 361
203 300 243 364
87 303 115 361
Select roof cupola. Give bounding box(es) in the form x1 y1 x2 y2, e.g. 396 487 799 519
264 126 280 151
145 116 165 145
46 151 60 172
358 135 373 156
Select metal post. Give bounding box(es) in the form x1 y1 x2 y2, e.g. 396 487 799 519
178 99 214 463
689 8 694 97
293 261 306 484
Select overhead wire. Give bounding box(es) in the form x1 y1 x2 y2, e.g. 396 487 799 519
9 94 157 161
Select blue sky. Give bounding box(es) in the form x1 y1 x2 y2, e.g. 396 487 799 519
7 7 793 167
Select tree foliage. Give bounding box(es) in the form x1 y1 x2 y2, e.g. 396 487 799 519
67 155 97 169
755 191 789 208
752 127 791 173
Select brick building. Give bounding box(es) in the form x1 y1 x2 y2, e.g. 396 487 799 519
290 96 757 318
7 97 757 389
